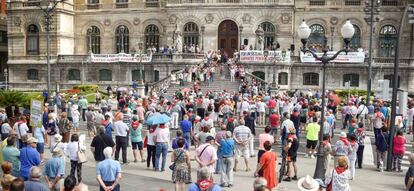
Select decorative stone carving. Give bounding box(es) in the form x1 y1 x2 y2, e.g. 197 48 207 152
104 19 111 26
281 13 291 24
14 16 21 26
330 17 338 25
133 18 140 25
175 27 182 53
205 14 214 24
255 25 264 50
242 14 252 24
169 14 178 24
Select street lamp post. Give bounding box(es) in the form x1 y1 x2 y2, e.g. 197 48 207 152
298 19 355 179
136 42 145 97
37 0 66 105
201 26 205 52
364 0 381 106
239 25 243 50
3 68 7 90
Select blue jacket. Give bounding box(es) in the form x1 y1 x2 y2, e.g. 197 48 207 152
375 132 389 152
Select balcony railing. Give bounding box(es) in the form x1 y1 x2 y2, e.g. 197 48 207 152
309 0 325 6
345 0 360 6
23 1 40 7
115 2 128 8
86 3 100 9
381 0 399 6
145 1 159 7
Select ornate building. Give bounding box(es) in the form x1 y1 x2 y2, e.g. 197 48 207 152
6 0 414 94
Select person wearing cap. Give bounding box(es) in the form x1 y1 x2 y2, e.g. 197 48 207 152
24 166 48 191
297 175 319 191
44 147 65 191
282 128 299 182
19 137 40 181
324 156 351 191
195 135 217 179
96 147 122 191
333 132 352 168
217 131 235 187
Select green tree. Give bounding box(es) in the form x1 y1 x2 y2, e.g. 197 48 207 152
0 90 27 108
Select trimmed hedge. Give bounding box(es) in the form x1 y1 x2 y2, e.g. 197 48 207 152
334 90 375 98
73 85 99 92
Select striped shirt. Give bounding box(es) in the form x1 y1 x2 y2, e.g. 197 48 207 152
233 125 251 143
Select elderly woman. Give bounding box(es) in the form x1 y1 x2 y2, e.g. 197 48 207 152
0 162 16 191
65 134 86 183
405 153 414 191
324 156 351 191
188 167 221 191
58 112 72 143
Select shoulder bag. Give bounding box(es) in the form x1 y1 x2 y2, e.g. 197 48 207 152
326 169 335 191
77 142 88 163
169 149 184 171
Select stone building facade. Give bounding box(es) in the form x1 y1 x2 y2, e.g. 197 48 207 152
6 0 414 94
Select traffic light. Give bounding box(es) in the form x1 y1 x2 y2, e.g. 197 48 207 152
409 4 414 24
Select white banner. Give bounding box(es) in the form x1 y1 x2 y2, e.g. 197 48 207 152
300 51 365 63
90 53 152 63
239 50 291 63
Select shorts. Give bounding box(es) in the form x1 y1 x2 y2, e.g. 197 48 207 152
288 155 297 162
306 140 318 149
235 144 250 159
36 142 45 154
132 141 143 150
270 127 278 136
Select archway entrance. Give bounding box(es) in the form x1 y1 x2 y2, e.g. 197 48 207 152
218 20 238 58
252 71 265 81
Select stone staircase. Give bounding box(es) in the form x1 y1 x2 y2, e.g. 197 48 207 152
165 76 241 95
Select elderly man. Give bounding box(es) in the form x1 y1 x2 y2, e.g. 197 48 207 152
44 148 65 191
218 131 235 188
96 147 122 191
233 119 252 171
195 136 217 178
188 167 221 191
20 137 40 181
24 167 48 191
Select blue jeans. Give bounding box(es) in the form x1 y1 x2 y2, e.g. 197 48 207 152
155 142 168 171
183 132 191 147
215 147 222 173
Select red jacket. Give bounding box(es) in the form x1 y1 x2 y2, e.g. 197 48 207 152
393 135 406 155
268 99 276 110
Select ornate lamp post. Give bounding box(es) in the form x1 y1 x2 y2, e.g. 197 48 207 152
239 25 243 50
3 68 7 90
136 42 145 97
201 26 205 52
119 26 126 53
37 0 66 104
298 19 355 179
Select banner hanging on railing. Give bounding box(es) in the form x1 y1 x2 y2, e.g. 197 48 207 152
239 50 291 63
299 51 365 63
90 53 152 63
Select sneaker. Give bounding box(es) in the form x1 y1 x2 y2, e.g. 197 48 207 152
228 184 233 188
220 183 228 187
292 176 298 180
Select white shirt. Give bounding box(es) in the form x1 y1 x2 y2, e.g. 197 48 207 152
257 101 266 113
114 121 129 137
147 131 155 146
154 127 170 143
357 105 368 115
1 123 12 134
408 108 414 121
14 122 29 139
65 141 86 161
281 119 294 134
349 106 358 115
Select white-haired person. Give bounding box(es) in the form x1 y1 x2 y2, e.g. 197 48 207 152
188 167 221 191
44 148 65 191
96 147 122 191
23 166 48 191
253 177 267 190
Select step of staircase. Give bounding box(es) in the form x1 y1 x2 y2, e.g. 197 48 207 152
165 78 240 95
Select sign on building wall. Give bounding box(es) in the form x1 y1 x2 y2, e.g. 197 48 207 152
300 51 365 63
239 51 291 63
30 99 43 128
90 53 152 63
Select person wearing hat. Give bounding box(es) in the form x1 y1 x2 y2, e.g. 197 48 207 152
297 175 319 191
44 147 65 191
19 137 40 181
324 156 351 191
195 135 217 179
333 132 352 168
282 128 299 182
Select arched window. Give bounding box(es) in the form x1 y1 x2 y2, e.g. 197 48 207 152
131 70 145 82
99 69 112 81
384 74 400 88
349 25 361 50
343 73 359 87
154 70 160 82
303 72 319 86
87 26 101 54
183 22 199 49
252 71 265 81
309 24 326 51
378 25 397 57
27 69 39 80
278 72 288 85
145 24 160 51
26 24 39 55
115 25 129 53
68 69 81 81
261 22 275 50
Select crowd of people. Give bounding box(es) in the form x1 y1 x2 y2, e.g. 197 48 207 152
1 58 414 191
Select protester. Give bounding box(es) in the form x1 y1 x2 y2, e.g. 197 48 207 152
375 126 389 172
65 134 85 183
3 137 20 177
14 116 29 149
180 115 192 147
114 112 129 164
188 167 221 191
218 131 235 187
233 120 252 171
102 114 113 138
10 178 24 191
58 112 72 143
171 138 191 191
23 167 48 191
393 130 406 172
130 118 145 163
1 162 15 191
324 156 351 191
283 128 299 182
334 132 351 168
85 106 96 139
19 137 40 181
305 117 320 158
254 141 277 190
258 126 274 163
355 123 366 168
268 110 280 144
347 134 358 180
172 131 189 150
405 153 414 191
154 124 170 172
1 119 12 141
146 126 156 169
44 148 65 191
45 113 58 148
195 135 217 179
322 134 332 173
91 126 116 162
96 147 122 191
33 125 46 162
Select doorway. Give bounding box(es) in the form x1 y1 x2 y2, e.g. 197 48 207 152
218 20 238 58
